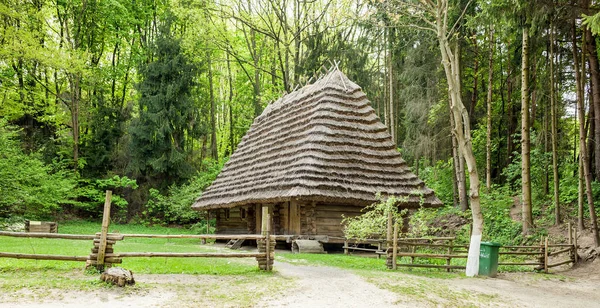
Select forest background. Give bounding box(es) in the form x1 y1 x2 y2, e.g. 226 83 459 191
2 0 600 245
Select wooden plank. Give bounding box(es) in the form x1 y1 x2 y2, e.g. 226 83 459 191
498 262 543 266
290 201 300 235
548 247 572 257
97 190 112 270
0 252 88 262
103 252 264 258
397 252 468 259
255 204 262 234
392 223 398 270
396 263 466 270
317 205 364 212
315 218 345 225
0 231 96 240
121 234 266 240
547 259 574 268
280 202 289 235
499 251 543 256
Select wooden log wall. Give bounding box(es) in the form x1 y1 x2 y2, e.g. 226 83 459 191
256 236 275 270
215 207 250 234
88 233 123 266
314 203 363 238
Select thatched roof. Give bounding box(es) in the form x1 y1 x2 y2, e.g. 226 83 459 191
192 69 442 210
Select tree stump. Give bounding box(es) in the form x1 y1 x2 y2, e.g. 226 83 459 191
100 267 135 287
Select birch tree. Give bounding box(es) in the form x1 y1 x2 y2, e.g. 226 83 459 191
381 0 484 276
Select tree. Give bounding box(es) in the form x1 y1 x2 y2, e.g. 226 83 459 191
129 16 202 188
572 18 600 247
521 23 533 234
381 0 484 276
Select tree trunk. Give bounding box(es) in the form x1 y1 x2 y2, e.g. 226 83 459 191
573 20 600 247
486 28 494 191
208 51 218 162
388 30 396 145
521 26 533 235
227 53 235 157
550 25 560 225
436 10 483 276
585 28 600 179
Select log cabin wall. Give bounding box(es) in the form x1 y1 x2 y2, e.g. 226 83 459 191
314 203 363 238
215 207 250 234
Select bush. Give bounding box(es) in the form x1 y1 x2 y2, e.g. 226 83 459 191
74 175 138 221
0 120 77 219
142 160 223 226
342 194 407 240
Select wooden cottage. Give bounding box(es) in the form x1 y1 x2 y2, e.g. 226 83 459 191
192 69 441 242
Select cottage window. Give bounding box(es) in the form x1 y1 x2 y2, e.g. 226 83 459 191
224 209 230 220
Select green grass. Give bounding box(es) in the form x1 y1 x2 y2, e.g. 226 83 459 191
0 221 293 306
278 252 463 279
1 220 260 274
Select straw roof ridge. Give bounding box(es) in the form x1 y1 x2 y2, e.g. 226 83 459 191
233 126 395 158
204 168 423 194
244 91 371 141
205 172 422 195
220 145 405 174
230 130 398 165
207 157 413 187
259 81 363 123
200 180 432 204
232 119 390 159
193 69 441 210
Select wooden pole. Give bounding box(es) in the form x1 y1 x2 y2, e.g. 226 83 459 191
544 237 549 273
574 227 578 263
96 190 112 271
392 222 398 270
447 239 453 272
386 211 393 248
344 239 348 255
568 222 572 245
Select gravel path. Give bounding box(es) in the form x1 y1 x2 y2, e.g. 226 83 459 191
264 261 398 308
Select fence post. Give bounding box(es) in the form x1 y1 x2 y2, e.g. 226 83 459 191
544 237 549 273
568 222 572 245
574 227 578 264
344 239 348 255
447 239 453 272
386 211 392 249
96 190 112 271
392 222 398 270
257 205 273 271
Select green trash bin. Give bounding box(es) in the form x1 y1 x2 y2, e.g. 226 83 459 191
479 242 501 277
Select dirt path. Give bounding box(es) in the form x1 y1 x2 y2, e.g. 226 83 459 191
263 261 398 307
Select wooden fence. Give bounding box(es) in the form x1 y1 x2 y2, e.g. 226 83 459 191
384 223 579 273
0 191 275 271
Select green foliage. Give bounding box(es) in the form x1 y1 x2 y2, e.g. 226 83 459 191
74 175 138 220
419 158 455 206
479 187 523 245
129 14 203 187
343 195 407 240
0 120 77 219
142 160 223 226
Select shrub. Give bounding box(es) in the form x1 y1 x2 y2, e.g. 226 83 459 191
0 120 77 219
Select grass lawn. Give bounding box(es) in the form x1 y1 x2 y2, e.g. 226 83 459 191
0 220 290 306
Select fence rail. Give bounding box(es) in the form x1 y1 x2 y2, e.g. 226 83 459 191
383 216 579 273
0 190 275 271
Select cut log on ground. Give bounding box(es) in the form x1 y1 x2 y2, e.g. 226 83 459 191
100 267 135 287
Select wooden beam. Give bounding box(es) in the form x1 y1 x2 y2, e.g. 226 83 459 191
120 234 266 240
0 231 96 240
0 252 88 261
93 252 264 258
97 190 112 270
